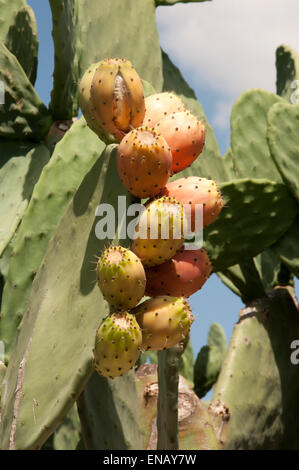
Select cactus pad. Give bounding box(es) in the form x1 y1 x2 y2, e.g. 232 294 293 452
267 101 299 203
0 145 136 449
0 42 52 140
203 178 298 271
212 287 299 449
0 118 105 363
0 143 50 257
230 89 284 181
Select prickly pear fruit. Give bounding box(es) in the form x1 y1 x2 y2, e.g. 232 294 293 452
79 62 116 144
155 111 206 173
145 247 212 297
142 92 185 127
80 58 145 143
94 312 142 379
97 246 146 310
131 196 186 267
132 296 194 351
160 176 223 230
117 126 172 198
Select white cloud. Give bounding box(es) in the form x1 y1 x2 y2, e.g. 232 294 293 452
156 0 299 100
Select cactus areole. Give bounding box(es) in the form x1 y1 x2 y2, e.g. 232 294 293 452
80 58 145 143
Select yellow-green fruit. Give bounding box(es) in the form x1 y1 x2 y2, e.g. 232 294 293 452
94 312 142 379
97 246 146 310
84 58 145 142
132 296 194 351
79 62 117 143
131 196 186 267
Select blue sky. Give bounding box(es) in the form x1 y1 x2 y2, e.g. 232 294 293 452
27 0 299 378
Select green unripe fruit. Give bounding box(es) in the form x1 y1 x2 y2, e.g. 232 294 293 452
132 296 194 351
94 312 142 379
97 245 146 310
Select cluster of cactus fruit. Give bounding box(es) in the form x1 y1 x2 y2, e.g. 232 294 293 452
85 59 223 379
1 0 299 451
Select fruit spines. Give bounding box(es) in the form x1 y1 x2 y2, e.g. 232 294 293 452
90 58 145 142
132 296 194 351
145 247 212 297
97 245 146 310
160 176 224 230
117 126 172 198
131 196 186 267
155 111 206 173
142 92 185 127
94 312 142 379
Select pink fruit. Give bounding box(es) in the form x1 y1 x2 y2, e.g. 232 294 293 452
117 126 172 198
142 92 185 127
145 247 212 297
160 176 223 230
155 111 206 174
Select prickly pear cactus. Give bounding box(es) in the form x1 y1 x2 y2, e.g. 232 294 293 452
1 0 299 452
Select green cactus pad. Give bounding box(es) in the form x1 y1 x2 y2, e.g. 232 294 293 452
0 42 52 140
178 339 194 384
194 323 226 398
230 89 284 182
276 44 299 102
0 146 138 450
161 50 230 183
208 322 226 356
0 118 105 363
267 101 299 203
77 371 142 450
53 405 81 450
0 143 50 257
273 216 299 278
50 0 163 119
0 0 38 84
203 178 298 271
212 287 299 449
194 345 223 399
218 250 282 300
